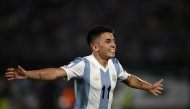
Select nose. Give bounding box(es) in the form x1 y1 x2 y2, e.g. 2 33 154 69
111 41 116 48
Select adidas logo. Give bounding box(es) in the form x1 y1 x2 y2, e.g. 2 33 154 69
93 77 99 81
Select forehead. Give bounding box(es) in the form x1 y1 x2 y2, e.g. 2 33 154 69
99 32 115 40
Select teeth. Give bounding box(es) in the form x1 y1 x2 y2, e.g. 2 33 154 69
109 50 115 52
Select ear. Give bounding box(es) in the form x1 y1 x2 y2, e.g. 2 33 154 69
91 44 99 52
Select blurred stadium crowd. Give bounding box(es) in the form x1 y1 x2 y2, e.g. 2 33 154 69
0 0 189 109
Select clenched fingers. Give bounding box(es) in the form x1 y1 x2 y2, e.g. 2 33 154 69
7 68 15 71
5 73 16 81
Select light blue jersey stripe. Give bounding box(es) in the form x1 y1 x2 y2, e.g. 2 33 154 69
111 58 120 79
66 57 83 68
99 69 111 109
74 58 90 109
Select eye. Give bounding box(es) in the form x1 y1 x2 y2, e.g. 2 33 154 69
105 39 111 43
105 40 110 43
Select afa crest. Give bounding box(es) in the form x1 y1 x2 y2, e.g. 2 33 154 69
112 74 116 82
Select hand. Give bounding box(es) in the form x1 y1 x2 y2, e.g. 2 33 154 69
5 65 27 80
148 79 164 96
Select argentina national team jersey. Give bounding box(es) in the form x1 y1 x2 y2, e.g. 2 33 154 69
61 54 129 109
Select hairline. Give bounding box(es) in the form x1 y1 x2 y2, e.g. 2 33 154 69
89 31 113 45
86 25 114 46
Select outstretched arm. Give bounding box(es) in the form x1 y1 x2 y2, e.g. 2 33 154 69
122 74 163 96
5 65 67 81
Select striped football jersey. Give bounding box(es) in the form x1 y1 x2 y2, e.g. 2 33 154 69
61 54 129 109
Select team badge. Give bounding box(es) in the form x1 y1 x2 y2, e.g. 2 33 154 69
112 74 116 82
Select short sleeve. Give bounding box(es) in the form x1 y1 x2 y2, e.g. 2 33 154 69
111 58 130 81
117 62 130 81
60 57 85 81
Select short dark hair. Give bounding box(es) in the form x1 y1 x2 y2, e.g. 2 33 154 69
86 25 114 46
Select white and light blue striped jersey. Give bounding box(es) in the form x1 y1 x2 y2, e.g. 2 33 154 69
60 54 129 109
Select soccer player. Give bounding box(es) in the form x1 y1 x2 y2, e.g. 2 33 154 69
5 25 163 109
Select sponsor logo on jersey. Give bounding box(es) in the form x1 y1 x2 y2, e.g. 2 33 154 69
93 77 99 81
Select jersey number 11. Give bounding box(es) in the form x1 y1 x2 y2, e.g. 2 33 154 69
101 86 111 99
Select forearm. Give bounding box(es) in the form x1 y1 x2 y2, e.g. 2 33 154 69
123 75 153 90
26 68 58 80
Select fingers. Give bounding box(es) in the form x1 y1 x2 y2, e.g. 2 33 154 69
151 89 161 96
155 89 161 94
152 79 164 89
149 79 164 96
18 65 26 73
157 79 163 84
7 66 24 72
154 84 164 95
7 77 16 81
6 68 15 79
153 86 164 96
18 65 23 70
5 74 14 78
156 84 164 90
5 72 15 75
153 92 158 96
5 65 27 81
149 86 164 96
6 67 17 81
153 90 160 96
5 72 16 81
157 86 164 90
7 68 15 72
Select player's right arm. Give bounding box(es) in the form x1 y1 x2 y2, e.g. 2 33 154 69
5 65 67 81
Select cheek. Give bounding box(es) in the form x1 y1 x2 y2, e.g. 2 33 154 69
102 46 109 51
98 44 109 52
98 47 107 54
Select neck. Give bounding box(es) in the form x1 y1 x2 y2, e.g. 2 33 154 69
93 52 108 68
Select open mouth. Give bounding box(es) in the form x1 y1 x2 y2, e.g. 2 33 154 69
108 49 115 53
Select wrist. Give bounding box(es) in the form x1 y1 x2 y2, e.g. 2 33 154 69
145 83 153 90
25 71 28 79
150 84 153 90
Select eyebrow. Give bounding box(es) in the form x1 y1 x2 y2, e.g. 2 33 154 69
105 38 115 41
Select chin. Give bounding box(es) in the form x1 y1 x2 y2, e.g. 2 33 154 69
109 54 115 58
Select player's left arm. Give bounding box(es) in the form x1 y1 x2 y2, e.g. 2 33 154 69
121 74 164 96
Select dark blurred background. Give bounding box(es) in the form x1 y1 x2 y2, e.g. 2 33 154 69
0 0 189 109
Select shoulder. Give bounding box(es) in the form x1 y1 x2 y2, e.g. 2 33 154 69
65 57 84 68
73 57 84 62
72 56 90 64
83 54 94 62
